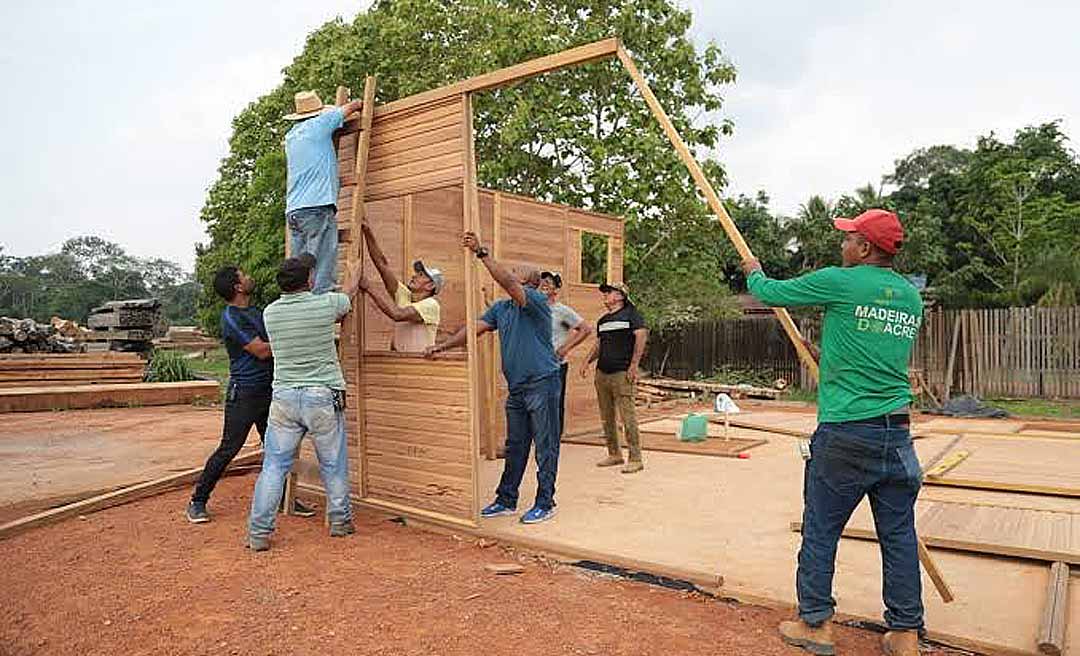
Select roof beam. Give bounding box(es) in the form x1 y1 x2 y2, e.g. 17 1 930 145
375 37 620 117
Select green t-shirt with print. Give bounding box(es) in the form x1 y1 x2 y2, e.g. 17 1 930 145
747 265 923 423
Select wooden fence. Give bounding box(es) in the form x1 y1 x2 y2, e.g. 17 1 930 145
645 317 804 385
647 307 1080 400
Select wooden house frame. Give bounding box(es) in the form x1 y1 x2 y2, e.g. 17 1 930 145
290 37 815 529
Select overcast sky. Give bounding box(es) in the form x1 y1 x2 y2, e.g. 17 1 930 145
2 1 1077 270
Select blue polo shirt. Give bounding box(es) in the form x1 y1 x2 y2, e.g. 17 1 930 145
481 286 559 390
221 305 273 388
285 107 345 213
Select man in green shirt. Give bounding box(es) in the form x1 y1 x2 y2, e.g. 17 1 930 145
743 209 924 656
247 255 363 552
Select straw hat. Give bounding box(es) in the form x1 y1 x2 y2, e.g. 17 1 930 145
284 90 328 121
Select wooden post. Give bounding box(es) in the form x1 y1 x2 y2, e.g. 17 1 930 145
943 312 961 402
1037 561 1070 656
351 76 377 498
616 46 818 380
462 93 484 522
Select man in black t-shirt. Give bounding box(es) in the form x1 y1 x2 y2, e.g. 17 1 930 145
580 282 649 473
186 266 315 523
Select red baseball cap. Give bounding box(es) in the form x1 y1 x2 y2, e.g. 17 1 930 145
833 209 904 254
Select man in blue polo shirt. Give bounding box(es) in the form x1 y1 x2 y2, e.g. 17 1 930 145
425 232 561 524
284 90 364 294
187 266 315 523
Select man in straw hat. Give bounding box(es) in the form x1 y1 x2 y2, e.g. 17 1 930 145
283 90 365 294
742 209 925 656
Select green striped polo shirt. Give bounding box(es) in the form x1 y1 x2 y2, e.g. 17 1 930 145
263 291 351 390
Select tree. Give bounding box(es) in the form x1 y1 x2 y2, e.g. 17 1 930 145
194 0 738 331
788 195 839 271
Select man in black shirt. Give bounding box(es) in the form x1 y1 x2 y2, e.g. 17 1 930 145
186 266 315 523
580 282 649 473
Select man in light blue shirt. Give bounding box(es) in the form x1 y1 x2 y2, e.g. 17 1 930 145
283 90 364 294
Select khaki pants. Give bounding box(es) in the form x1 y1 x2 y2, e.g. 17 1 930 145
594 370 642 463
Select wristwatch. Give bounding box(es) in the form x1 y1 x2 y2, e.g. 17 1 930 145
474 246 489 259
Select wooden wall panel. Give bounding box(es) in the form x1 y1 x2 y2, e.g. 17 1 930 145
361 354 474 520
364 97 465 201
497 196 567 274
411 186 468 337
360 197 406 350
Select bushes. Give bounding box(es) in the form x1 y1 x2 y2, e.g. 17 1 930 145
145 349 195 383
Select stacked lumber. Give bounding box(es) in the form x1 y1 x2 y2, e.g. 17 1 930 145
153 325 219 352
0 353 145 389
0 317 80 353
85 299 165 352
0 380 219 413
640 378 784 401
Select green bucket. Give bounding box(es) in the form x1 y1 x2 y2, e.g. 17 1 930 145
679 413 708 442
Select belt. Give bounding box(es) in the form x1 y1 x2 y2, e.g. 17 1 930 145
856 412 910 427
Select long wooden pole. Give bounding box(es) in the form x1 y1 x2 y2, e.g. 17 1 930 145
351 76 377 498
616 45 951 602
616 46 819 380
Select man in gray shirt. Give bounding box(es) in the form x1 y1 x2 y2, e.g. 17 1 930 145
539 272 593 437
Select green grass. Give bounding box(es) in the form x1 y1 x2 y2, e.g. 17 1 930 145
985 397 1080 419
783 387 818 404
188 346 230 384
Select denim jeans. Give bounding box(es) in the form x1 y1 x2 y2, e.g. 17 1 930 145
286 204 338 294
797 417 924 630
248 386 352 537
495 373 561 511
192 382 270 503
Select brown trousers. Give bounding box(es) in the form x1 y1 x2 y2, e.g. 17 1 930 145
594 370 642 463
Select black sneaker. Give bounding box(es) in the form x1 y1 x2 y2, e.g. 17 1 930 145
186 501 210 524
292 499 317 518
329 521 356 537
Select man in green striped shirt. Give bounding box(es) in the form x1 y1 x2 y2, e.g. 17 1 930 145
743 209 925 656
247 255 362 552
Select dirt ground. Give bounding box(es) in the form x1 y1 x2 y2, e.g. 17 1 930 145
0 475 920 656
0 405 249 524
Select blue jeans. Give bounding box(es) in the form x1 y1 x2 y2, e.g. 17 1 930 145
286 204 338 294
248 387 352 537
495 374 561 511
797 417 924 630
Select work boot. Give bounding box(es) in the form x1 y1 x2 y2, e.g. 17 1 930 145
329 521 356 538
881 630 919 656
778 619 835 656
620 460 644 474
248 535 270 552
596 455 625 467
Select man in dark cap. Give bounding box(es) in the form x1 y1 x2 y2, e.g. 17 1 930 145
247 254 363 552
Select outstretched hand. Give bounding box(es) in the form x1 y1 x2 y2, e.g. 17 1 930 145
461 231 481 254
741 257 762 276
424 344 441 359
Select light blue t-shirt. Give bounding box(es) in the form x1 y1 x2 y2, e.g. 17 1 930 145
285 107 345 214
481 286 560 390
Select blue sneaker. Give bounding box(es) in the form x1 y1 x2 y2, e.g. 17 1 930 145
520 506 557 524
480 501 516 518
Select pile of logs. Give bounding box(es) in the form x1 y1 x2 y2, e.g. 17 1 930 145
0 317 80 354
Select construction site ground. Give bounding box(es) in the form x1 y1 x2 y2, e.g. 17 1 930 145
1 403 1075 655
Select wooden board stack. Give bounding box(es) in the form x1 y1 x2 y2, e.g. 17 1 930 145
0 352 145 389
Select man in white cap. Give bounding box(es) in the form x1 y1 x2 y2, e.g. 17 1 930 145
356 222 443 351
283 90 365 294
